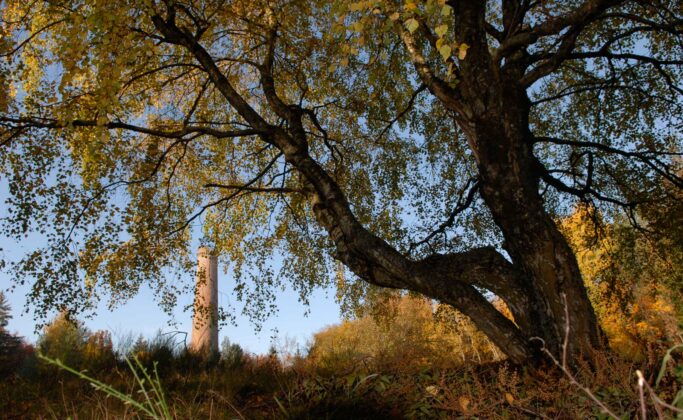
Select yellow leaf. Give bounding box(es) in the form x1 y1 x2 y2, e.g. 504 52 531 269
389 12 400 21
439 44 451 61
405 18 419 33
458 395 471 414
458 43 470 60
348 2 364 12
505 392 514 404
435 24 448 38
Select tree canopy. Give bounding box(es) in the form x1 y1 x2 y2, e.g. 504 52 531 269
0 0 680 364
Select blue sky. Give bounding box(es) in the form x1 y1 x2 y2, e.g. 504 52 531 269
3 274 342 355
0 180 343 355
2 251 343 355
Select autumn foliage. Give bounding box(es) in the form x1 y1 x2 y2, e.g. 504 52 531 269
560 205 682 361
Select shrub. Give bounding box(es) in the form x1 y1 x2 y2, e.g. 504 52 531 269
129 332 176 372
82 330 116 371
37 312 90 369
220 337 245 369
307 295 503 375
0 330 24 375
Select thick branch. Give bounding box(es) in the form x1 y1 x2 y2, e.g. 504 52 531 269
415 247 531 330
397 25 464 115
151 13 272 133
498 0 624 60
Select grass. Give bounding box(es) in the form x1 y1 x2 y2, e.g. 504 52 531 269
2 297 682 418
2 344 681 419
38 354 172 420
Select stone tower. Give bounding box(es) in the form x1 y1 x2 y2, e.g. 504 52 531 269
190 246 219 355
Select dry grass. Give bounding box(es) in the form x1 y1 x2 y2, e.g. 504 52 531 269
2 344 682 419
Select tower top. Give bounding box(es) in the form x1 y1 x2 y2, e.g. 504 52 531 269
197 246 216 259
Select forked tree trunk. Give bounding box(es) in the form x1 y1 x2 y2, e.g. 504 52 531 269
456 64 604 364
426 1 607 364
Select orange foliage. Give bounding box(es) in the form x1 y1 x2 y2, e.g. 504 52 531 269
560 204 680 360
307 295 504 373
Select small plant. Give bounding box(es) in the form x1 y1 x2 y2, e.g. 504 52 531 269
38 353 172 420
533 294 683 419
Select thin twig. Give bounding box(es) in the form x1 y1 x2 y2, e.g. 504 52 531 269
531 293 621 420
637 370 647 420
207 390 246 420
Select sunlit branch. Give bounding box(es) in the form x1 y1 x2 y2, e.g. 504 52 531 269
0 116 262 140
397 23 464 114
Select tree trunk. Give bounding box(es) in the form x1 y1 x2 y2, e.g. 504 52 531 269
432 0 607 363
458 62 604 363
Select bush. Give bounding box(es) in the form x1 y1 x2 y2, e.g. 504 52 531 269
220 337 245 369
83 330 116 371
129 332 176 372
0 330 24 375
307 295 503 375
37 312 90 369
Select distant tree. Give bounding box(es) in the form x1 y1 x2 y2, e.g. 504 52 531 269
220 337 244 369
308 295 501 372
0 292 11 330
0 292 22 375
129 332 175 370
561 204 681 360
37 312 90 368
82 330 116 371
0 0 681 365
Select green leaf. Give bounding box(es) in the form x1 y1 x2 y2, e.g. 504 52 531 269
656 344 683 386
405 18 419 33
435 24 448 38
441 5 453 16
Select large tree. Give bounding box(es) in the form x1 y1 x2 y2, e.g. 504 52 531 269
0 0 680 364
